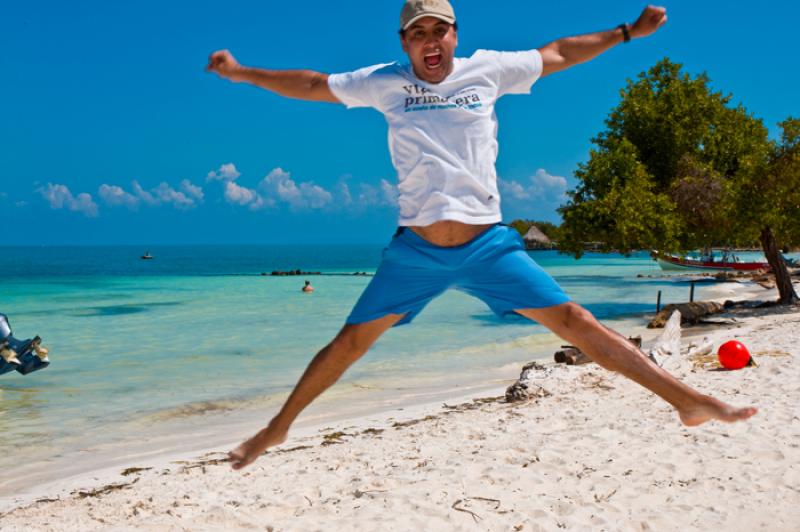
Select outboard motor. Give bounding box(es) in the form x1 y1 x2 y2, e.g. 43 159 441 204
0 314 50 376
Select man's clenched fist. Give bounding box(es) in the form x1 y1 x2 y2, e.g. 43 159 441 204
630 5 668 39
206 50 244 81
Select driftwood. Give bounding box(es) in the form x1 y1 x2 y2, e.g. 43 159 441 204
504 362 552 403
553 349 599 366
553 347 592 366
648 301 724 328
647 310 689 372
553 336 642 366
686 337 714 359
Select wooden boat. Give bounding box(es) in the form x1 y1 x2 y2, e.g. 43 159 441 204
653 250 770 272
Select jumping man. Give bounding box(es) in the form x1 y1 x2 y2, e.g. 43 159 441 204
207 1 757 470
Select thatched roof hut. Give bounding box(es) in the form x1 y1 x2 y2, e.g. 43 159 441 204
523 225 553 250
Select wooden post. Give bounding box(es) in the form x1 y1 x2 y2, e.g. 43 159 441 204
690 281 695 303
656 290 662 313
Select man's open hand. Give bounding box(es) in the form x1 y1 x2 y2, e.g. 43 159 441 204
630 5 668 39
206 49 244 81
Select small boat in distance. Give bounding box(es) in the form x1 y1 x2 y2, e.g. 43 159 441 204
141 252 154 260
652 250 770 272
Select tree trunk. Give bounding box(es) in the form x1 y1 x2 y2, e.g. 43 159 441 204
760 226 799 305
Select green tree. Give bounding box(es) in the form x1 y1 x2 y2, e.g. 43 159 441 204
559 59 798 304
732 117 800 303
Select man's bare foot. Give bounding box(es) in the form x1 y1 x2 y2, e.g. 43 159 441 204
678 395 758 427
228 424 288 470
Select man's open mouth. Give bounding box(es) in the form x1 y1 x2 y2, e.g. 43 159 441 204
424 53 443 68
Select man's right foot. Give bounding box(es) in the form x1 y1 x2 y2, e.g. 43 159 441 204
228 424 288 470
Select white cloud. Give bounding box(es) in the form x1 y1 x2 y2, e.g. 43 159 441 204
356 183 381 206
531 169 569 199
335 180 353 206
500 180 530 200
180 179 204 201
259 168 332 210
380 179 399 206
499 169 568 204
15 201 28 208
294 182 332 209
38 183 98 217
100 180 203 210
352 179 398 208
132 180 157 205
207 163 241 182
498 169 569 219
99 184 139 209
209 165 397 213
153 182 195 209
224 181 267 210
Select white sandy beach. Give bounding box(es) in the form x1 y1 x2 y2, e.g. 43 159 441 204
1 288 799 531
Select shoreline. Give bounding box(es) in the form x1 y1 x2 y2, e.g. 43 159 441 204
0 308 676 498
1 278 795 527
0 309 675 505
1 297 798 529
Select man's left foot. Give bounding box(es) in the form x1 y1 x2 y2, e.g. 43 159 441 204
678 396 757 426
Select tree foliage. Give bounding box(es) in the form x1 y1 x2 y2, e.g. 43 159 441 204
736 117 800 246
558 59 798 303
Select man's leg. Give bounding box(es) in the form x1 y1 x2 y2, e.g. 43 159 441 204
516 303 757 426
229 313 405 469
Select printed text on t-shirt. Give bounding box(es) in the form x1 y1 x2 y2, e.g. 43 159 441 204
402 84 483 113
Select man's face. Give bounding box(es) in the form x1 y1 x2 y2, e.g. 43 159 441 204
400 17 458 84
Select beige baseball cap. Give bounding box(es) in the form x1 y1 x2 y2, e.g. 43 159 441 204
400 0 456 31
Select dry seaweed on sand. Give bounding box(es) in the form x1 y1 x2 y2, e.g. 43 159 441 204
321 431 353 445
74 478 139 499
277 444 313 453
689 349 791 370
443 396 505 411
120 467 152 476
392 415 438 429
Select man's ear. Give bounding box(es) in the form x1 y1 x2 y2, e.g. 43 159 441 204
399 33 409 54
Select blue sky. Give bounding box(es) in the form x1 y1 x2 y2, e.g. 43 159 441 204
2 0 797 245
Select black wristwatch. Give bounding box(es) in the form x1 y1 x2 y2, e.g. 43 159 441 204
618 23 631 43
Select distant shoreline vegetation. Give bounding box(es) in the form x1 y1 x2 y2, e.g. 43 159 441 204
508 219 798 254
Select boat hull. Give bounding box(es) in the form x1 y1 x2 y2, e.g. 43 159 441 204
656 255 769 272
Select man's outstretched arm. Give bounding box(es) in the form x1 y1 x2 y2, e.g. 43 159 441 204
206 49 341 103
538 5 667 77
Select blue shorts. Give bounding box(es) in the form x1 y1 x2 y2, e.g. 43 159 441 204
346 224 571 326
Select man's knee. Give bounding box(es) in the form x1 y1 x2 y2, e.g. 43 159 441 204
329 326 370 355
562 302 598 330
328 314 403 355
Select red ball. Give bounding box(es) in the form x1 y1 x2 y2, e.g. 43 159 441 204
718 340 751 370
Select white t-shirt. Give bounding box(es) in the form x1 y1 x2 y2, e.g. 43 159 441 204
328 49 543 226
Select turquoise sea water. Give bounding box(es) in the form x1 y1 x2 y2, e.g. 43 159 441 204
0 244 783 495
